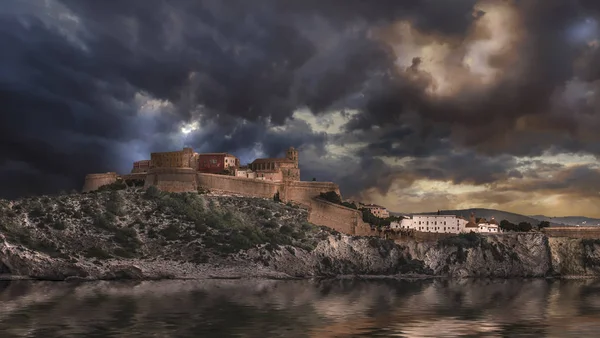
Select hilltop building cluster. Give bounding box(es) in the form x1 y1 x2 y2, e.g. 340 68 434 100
128 146 299 182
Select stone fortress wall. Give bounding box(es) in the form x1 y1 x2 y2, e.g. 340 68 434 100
196 173 280 199
307 198 369 235
82 172 118 193
144 168 198 193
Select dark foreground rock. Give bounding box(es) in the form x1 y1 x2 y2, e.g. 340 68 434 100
1 189 600 280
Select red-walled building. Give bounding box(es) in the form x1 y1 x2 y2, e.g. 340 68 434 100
197 153 239 174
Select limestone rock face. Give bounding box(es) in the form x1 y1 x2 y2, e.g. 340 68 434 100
2 190 600 280
243 235 429 277
405 233 553 278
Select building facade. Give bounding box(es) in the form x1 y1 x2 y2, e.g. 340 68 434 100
150 147 195 169
360 204 390 218
391 213 501 234
131 160 151 173
249 147 300 181
197 153 239 174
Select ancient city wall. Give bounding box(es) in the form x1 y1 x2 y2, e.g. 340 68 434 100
543 227 600 239
82 172 118 193
308 198 368 235
282 181 340 207
196 173 280 199
144 168 197 193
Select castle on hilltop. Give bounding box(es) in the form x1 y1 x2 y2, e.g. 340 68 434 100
82 146 375 235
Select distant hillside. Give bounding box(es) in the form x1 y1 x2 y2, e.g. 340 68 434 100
391 208 560 226
529 215 600 227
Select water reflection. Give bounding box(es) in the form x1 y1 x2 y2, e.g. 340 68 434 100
1 278 600 337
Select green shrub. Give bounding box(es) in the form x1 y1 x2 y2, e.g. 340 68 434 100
106 191 125 216
144 186 161 199
257 209 271 219
205 212 227 229
113 227 141 248
147 227 157 239
159 223 180 241
319 191 342 204
194 220 208 234
85 247 112 260
98 180 127 192
263 219 278 229
279 224 293 235
50 219 67 230
28 202 45 219
93 212 117 231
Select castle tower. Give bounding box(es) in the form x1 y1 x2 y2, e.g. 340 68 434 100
286 146 299 168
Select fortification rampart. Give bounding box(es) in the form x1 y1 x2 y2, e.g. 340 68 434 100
82 172 118 193
144 168 197 193
281 181 340 207
196 173 280 199
308 198 370 235
543 227 600 239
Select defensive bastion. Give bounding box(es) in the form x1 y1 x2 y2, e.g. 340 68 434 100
83 167 372 236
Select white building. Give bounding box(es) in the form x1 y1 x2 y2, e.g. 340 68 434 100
390 213 500 234
390 214 468 234
464 213 500 233
476 217 500 233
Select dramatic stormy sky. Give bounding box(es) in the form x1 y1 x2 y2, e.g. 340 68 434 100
2 0 600 217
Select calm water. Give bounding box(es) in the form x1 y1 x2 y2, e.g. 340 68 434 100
1 278 600 337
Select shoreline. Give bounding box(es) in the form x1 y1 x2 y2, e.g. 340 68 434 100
2 273 600 283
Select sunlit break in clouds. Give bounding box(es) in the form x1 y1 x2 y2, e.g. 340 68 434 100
3 0 600 218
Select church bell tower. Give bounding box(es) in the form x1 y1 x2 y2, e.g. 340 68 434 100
286 146 299 168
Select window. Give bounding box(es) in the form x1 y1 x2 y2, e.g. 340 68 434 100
427 221 429 225
444 221 447 225
210 159 217 164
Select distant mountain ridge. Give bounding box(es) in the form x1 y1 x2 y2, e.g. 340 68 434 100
529 215 600 227
390 208 564 227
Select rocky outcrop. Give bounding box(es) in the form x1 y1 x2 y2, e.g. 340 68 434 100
2 190 600 280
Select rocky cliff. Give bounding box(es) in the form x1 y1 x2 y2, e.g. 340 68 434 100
1 189 600 280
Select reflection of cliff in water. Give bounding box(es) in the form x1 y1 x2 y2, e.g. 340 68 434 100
1 279 600 337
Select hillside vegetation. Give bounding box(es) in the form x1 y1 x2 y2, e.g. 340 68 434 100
0 188 331 278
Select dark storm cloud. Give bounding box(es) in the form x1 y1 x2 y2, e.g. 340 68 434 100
404 152 520 186
1 0 483 198
3 0 600 203
345 0 600 159
497 164 600 198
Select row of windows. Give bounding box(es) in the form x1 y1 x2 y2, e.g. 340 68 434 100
417 227 456 231
417 220 459 226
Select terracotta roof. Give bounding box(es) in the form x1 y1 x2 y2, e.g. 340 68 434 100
251 158 294 164
465 221 478 228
